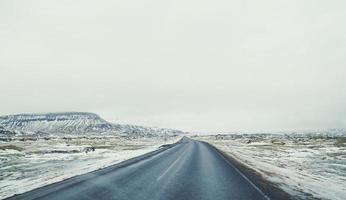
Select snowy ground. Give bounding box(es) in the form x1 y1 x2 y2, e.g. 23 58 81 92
0 136 179 199
195 133 346 200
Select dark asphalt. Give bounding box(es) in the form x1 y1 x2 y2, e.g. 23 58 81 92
7 138 269 200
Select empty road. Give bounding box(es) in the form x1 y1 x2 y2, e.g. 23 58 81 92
8 138 269 200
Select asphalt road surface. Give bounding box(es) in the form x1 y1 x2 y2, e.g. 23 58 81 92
8 138 269 200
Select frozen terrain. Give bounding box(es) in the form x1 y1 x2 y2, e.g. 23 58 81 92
0 135 180 199
0 112 184 199
195 130 346 200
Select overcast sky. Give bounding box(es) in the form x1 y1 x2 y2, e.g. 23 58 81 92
0 0 345 132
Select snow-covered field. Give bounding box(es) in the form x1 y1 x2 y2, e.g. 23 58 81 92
195 132 346 200
0 136 179 199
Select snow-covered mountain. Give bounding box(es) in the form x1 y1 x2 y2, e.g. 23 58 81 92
0 112 112 134
0 112 184 136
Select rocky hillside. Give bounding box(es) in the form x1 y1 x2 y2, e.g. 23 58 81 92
0 112 184 137
0 112 112 134
0 125 16 136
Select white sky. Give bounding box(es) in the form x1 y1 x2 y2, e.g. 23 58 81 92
0 0 345 132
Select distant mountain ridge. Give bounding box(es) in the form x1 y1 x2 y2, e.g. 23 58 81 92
0 112 184 137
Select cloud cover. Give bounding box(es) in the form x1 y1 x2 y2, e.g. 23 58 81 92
0 0 345 131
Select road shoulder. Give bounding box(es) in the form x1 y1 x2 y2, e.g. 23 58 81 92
202 141 295 200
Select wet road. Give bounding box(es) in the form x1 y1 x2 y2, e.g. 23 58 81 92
8 138 269 200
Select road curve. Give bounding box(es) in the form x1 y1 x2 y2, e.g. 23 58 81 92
7 138 269 200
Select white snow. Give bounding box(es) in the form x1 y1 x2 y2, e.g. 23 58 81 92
0 136 180 199
196 133 346 200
